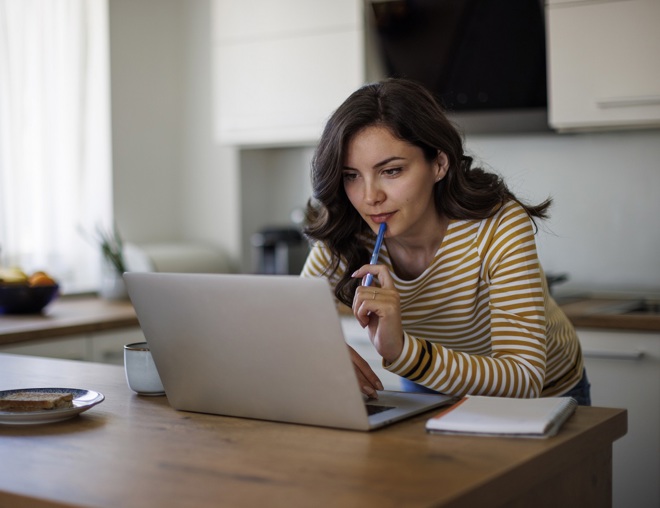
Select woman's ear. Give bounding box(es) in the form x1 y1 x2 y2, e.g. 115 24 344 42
434 152 450 182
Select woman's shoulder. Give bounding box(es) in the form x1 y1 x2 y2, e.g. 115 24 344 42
486 200 535 228
495 199 529 217
301 242 346 281
303 241 333 268
470 200 536 247
447 200 529 233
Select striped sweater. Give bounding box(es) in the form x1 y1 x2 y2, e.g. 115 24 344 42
301 201 583 398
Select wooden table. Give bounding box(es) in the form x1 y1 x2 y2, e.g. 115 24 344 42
0 354 627 508
0 296 138 346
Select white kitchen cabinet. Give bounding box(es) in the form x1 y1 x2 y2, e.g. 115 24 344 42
211 0 365 146
577 328 660 508
546 0 660 132
0 337 88 362
87 329 146 365
0 328 145 365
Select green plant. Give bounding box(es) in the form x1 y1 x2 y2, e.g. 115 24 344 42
79 224 127 275
96 224 126 274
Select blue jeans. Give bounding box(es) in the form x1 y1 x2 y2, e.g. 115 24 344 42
561 368 591 406
401 368 592 406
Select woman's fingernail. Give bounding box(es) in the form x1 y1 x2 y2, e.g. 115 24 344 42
351 270 359 277
376 381 384 391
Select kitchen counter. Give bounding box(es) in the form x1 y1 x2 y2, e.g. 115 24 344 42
1 293 657 351
342 294 660 333
557 295 660 332
0 295 138 346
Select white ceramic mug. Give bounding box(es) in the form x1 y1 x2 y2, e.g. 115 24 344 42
124 342 165 396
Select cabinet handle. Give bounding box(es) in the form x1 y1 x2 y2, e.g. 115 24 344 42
583 349 645 360
596 95 660 108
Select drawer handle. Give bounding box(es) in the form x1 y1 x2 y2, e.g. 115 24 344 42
596 95 660 108
583 349 645 360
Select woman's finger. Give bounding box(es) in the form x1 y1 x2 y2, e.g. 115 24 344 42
352 263 395 289
353 286 396 326
351 287 404 362
348 345 383 398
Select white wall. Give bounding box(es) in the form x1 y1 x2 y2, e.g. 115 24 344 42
235 131 660 291
180 0 241 269
466 130 660 293
109 0 660 292
109 0 184 242
109 0 241 268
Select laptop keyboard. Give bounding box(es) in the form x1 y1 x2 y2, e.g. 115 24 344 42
365 403 396 416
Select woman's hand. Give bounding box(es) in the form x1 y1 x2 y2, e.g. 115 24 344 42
352 264 404 364
348 345 383 399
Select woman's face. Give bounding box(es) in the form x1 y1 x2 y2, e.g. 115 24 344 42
342 125 448 239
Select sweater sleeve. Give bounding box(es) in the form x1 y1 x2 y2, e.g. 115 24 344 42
385 203 547 398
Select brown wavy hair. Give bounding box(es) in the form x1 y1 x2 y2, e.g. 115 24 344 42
304 78 551 307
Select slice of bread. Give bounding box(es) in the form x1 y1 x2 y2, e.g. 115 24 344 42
0 391 74 411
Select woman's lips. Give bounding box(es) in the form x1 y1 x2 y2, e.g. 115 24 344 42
369 212 394 224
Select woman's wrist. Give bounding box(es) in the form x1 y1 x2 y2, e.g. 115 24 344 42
380 335 404 364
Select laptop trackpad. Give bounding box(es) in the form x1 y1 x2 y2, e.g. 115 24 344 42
365 403 396 416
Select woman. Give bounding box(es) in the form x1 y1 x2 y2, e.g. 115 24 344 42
301 78 590 405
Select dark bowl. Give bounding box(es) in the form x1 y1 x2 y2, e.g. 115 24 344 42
0 284 60 314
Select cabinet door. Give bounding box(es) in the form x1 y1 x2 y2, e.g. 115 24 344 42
546 0 660 131
0 337 87 361
212 0 361 41
212 0 364 146
89 328 145 365
578 328 660 508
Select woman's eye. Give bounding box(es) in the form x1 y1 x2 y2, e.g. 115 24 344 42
382 167 402 176
342 172 358 182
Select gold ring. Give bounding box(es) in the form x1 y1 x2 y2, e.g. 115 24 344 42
372 290 377 300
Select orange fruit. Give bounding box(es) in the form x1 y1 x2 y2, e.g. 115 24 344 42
28 272 57 287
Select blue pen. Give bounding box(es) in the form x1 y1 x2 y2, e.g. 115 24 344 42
363 223 387 287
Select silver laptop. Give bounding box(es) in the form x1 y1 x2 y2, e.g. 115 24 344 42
124 272 454 431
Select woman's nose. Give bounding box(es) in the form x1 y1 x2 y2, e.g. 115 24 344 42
364 180 384 206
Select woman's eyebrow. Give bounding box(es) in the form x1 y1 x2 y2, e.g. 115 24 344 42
343 156 406 171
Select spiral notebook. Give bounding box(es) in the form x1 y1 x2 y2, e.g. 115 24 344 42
426 395 577 438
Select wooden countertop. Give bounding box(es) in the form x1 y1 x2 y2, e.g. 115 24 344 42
1 293 657 351
0 295 138 346
0 354 627 508
0 296 660 352
558 296 660 332
343 296 660 333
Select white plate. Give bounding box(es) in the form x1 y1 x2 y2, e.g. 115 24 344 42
0 388 105 425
